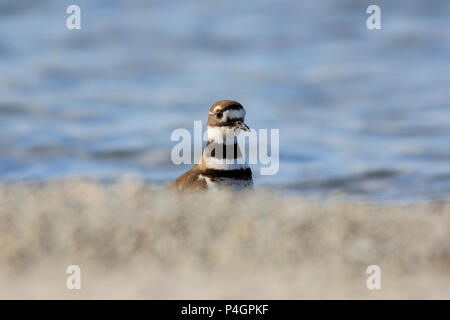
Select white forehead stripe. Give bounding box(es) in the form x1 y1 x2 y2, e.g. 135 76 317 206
209 107 245 118
209 105 222 115
225 109 246 121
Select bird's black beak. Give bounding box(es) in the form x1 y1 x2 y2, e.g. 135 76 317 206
235 121 250 131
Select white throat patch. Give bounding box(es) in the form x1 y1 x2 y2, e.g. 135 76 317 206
207 126 241 143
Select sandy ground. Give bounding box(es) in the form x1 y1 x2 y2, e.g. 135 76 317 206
0 178 449 299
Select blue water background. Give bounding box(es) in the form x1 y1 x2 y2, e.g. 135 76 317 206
1 0 450 202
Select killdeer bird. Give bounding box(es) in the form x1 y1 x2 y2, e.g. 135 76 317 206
168 100 253 191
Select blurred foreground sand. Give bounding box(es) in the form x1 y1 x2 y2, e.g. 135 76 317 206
0 178 449 299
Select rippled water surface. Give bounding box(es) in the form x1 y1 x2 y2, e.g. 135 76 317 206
1 0 449 202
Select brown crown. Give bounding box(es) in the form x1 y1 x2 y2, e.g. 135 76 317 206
209 100 243 112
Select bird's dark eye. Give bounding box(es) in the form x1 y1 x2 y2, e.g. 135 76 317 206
216 111 223 119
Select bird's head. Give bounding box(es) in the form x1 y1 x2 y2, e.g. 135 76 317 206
206 100 249 142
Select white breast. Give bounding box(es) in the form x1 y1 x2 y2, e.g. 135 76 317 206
201 155 249 171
